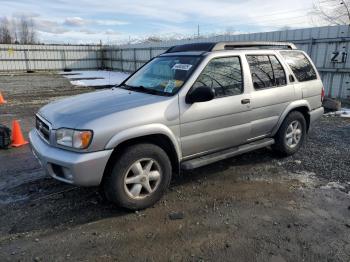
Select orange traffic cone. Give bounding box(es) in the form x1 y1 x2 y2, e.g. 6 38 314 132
11 120 29 147
0 92 6 104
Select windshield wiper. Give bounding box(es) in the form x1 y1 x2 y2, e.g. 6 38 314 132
118 84 133 90
122 85 167 96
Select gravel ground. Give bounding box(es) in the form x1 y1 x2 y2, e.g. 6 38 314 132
0 72 349 262
282 116 350 183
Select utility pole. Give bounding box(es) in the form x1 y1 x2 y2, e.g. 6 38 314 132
341 1 350 25
197 24 200 38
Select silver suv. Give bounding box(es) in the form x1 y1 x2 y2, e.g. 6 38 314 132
29 42 324 210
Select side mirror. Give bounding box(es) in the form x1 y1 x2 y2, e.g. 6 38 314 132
186 86 215 104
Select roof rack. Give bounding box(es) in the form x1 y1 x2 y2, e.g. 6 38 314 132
212 41 297 51
165 41 297 53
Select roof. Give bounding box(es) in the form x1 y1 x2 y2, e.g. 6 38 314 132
165 41 297 54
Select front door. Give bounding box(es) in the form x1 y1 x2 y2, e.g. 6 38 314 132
179 56 252 158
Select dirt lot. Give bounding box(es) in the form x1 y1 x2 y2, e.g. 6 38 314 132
0 72 349 262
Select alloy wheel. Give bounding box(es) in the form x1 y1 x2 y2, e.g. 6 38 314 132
123 158 162 199
285 120 302 148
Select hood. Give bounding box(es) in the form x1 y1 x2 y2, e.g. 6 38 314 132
39 88 167 129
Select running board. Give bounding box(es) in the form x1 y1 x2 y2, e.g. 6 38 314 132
181 138 275 170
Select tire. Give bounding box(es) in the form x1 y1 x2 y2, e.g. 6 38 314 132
272 111 306 156
103 143 172 210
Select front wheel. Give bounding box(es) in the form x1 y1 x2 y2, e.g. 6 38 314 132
273 111 306 156
103 143 172 210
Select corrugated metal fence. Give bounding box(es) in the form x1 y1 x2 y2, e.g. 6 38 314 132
0 25 350 99
0 44 102 71
105 25 350 100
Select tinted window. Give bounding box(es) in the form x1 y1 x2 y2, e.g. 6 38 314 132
247 55 287 90
280 51 317 82
270 56 287 86
193 56 243 98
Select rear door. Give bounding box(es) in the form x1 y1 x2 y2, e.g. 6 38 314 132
247 53 295 140
179 55 252 158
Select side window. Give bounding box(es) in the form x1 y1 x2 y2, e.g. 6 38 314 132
193 56 243 98
269 56 287 86
246 55 287 90
280 51 317 82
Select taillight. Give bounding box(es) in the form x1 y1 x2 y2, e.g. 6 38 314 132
321 86 325 102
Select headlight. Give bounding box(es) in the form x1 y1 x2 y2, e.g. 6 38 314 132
56 128 93 149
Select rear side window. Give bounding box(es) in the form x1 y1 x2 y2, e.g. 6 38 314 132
193 56 243 98
280 51 317 82
246 55 286 90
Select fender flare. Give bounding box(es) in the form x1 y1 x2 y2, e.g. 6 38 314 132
271 100 311 136
104 123 182 160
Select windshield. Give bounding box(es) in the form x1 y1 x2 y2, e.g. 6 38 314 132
123 56 202 96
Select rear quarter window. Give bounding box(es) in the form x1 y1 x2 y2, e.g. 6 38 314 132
246 55 287 90
280 51 317 82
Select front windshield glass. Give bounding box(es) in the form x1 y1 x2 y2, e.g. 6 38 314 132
124 56 202 96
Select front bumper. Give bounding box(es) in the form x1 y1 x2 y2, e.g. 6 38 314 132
29 129 113 186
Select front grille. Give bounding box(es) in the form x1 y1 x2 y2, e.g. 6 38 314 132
36 116 50 142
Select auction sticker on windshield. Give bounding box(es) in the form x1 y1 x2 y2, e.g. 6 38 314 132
172 64 192 71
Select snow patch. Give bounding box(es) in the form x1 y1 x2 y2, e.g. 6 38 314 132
289 171 318 188
320 181 350 197
324 108 350 118
320 181 346 191
338 108 350 118
60 70 130 87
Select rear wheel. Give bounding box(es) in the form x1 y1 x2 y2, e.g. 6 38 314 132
103 143 172 210
273 111 306 156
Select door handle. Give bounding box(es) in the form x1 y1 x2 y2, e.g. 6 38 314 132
241 99 250 104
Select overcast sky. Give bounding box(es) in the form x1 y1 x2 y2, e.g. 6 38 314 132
0 0 317 44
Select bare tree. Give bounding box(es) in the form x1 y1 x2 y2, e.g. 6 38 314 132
19 16 29 44
310 0 350 25
28 18 36 44
18 16 36 44
0 16 37 44
0 17 13 44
